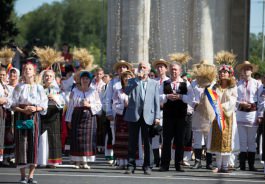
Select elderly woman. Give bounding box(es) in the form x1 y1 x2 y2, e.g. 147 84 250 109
39 70 65 168
12 62 48 184
65 71 102 169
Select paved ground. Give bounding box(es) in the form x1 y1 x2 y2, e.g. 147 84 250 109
0 155 264 184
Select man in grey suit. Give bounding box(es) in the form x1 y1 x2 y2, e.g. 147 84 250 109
124 62 161 175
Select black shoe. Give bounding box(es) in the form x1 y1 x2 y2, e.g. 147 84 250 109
124 168 135 174
248 152 258 172
206 164 213 170
144 168 152 175
175 165 185 172
27 178 38 184
192 160 202 169
159 166 169 172
249 166 258 172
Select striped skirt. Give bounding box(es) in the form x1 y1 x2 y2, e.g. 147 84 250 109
70 107 97 161
113 114 129 159
40 105 62 165
15 112 39 166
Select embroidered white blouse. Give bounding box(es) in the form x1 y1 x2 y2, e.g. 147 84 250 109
65 87 102 122
12 83 48 115
44 85 65 108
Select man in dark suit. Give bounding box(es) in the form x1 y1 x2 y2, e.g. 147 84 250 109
159 61 194 172
124 62 161 175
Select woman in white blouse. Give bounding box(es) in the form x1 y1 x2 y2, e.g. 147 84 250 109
66 71 102 169
12 62 48 184
39 70 65 168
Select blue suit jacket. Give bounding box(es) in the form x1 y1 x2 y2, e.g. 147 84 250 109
123 77 160 125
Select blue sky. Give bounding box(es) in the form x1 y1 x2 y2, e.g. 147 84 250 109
15 0 264 34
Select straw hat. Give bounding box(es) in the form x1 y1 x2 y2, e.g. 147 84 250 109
113 60 132 71
152 59 169 68
235 61 258 73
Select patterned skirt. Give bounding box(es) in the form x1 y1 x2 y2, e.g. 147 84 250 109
15 111 39 166
113 114 129 159
40 105 62 164
4 110 14 159
70 107 97 158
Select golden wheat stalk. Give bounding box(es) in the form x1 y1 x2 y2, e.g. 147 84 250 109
168 52 192 65
33 46 63 69
73 48 94 70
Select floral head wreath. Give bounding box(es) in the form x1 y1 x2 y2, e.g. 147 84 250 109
214 51 237 76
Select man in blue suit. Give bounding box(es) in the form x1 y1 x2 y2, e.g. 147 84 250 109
124 62 161 175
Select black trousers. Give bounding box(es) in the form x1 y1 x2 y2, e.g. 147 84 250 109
127 115 154 170
183 114 193 148
161 114 186 168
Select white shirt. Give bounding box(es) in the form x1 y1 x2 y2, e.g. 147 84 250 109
160 78 194 107
12 83 48 115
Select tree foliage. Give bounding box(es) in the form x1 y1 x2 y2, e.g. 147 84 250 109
0 0 19 47
249 32 265 75
15 0 107 66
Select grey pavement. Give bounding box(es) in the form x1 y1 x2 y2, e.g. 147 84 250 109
0 155 264 184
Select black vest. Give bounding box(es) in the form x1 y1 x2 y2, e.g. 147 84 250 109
163 80 188 116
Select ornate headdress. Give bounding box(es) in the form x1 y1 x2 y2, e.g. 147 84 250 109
214 51 236 76
33 46 63 69
72 48 94 70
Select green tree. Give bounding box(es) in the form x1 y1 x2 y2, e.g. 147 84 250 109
0 0 18 47
249 32 265 75
15 0 107 66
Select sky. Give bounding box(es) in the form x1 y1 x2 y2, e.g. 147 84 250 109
15 0 264 34
15 0 62 16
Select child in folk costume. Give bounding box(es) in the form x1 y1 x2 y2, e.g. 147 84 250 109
206 51 240 173
12 61 48 184
65 71 102 169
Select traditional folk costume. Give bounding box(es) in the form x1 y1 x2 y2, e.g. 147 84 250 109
39 83 65 166
112 87 129 167
0 48 15 163
257 83 265 176
12 83 48 168
204 51 240 172
152 59 170 167
90 78 106 152
3 83 16 164
159 53 194 172
104 60 133 163
191 61 217 170
65 85 102 166
0 82 13 162
236 61 264 171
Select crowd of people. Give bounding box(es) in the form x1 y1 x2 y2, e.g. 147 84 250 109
0 46 264 184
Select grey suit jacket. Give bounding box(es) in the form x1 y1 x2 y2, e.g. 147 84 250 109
123 77 160 125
